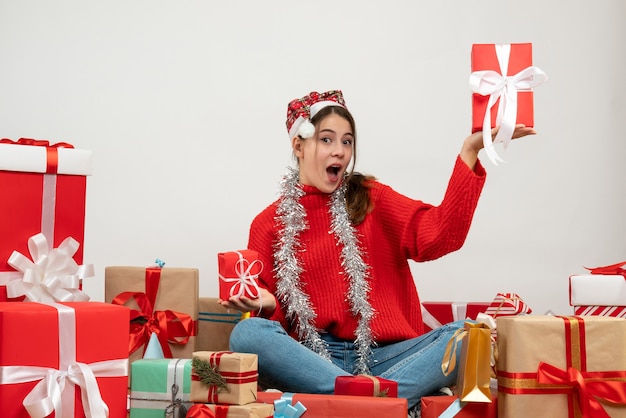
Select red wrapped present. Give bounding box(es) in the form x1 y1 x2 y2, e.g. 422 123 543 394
218 250 263 301
256 391 408 418
0 138 92 301
421 302 491 332
190 351 258 405
0 301 129 417
469 43 547 164
496 315 626 417
483 292 531 317
186 403 274 418
334 375 398 397
421 393 497 418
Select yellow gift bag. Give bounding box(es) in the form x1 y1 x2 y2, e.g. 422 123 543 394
442 321 492 403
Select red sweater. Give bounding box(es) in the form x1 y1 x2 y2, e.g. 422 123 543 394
248 156 486 344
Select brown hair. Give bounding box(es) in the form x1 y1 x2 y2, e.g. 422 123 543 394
309 106 375 225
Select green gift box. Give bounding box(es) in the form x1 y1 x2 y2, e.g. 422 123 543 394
130 358 192 418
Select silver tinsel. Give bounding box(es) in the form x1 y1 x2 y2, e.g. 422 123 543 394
273 167 375 374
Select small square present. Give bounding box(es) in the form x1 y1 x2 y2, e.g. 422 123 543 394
421 301 491 332
218 250 263 301
256 391 408 418
334 375 398 397
420 393 497 418
190 351 258 405
0 138 92 301
105 265 198 361
496 315 626 417
196 297 242 352
0 301 129 417
186 403 274 418
129 358 192 417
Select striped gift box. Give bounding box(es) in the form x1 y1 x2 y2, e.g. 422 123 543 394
484 292 532 317
574 305 626 317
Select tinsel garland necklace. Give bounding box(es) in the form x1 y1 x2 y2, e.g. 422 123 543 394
274 167 375 375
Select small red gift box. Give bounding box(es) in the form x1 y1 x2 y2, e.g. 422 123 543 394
0 138 92 301
421 302 491 332
334 375 398 398
421 393 497 418
469 43 547 165
0 301 129 417
256 391 408 418
218 250 263 301
471 43 537 132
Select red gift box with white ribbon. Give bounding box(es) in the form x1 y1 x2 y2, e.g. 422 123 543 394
0 138 92 301
218 250 263 301
0 302 129 417
470 43 547 164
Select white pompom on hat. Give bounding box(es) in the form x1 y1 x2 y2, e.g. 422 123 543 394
285 90 346 139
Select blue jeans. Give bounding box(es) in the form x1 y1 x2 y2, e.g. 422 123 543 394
229 317 465 409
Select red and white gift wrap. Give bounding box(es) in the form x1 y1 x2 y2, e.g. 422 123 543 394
190 351 258 406
218 250 263 301
574 305 626 318
421 302 491 332
470 43 547 165
0 301 129 417
334 374 398 397
0 138 92 301
484 292 532 317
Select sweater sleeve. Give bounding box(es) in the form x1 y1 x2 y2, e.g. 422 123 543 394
246 203 289 326
375 155 486 262
411 155 486 261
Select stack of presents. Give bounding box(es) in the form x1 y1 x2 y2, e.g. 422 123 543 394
2 42 626 418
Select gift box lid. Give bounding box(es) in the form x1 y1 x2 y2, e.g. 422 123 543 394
0 140 92 175
569 274 626 306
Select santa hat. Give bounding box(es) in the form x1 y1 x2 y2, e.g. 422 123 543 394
286 90 346 139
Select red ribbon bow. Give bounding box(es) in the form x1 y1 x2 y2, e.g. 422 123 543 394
0 137 75 174
186 404 229 418
584 261 626 279
111 267 195 357
537 362 626 418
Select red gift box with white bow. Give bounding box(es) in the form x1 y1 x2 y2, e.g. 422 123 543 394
0 302 129 417
0 138 92 301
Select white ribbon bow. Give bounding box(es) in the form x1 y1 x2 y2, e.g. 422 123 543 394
0 360 127 418
469 44 548 165
5 232 94 302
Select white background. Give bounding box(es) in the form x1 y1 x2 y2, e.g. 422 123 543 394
1 1 624 316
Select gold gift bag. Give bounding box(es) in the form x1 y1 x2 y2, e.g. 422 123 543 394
442 321 492 403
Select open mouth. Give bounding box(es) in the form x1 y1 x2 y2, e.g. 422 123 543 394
327 165 341 182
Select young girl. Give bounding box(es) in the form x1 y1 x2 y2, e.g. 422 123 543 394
221 90 535 410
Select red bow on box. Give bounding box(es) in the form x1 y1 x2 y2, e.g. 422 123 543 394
584 261 626 279
112 267 195 357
